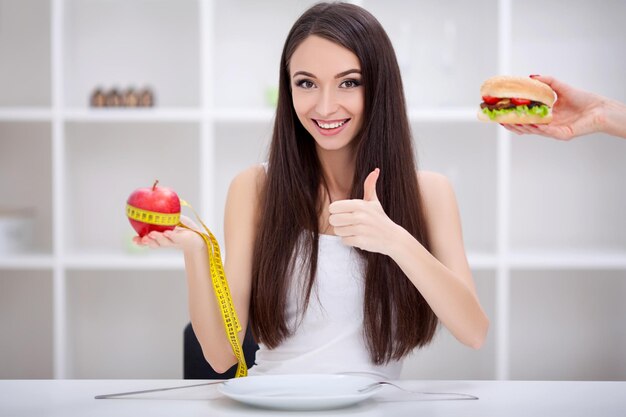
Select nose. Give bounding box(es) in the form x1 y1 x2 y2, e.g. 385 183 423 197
315 87 339 117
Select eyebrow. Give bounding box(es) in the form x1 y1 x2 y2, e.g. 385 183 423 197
292 69 361 79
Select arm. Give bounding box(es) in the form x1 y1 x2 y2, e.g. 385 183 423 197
502 75 626 140
391 172 488 348
329 169 489 349
137 165 263 372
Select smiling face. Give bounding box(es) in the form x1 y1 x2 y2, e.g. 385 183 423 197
289 35 364 154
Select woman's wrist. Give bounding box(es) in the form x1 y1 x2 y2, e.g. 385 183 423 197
600 98 626 138
182 232 208 255
387 224 416 261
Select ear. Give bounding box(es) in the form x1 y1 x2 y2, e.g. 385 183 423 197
363 168 380 202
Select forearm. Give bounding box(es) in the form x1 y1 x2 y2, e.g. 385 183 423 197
389 227 489 349
183 245 238 373
599 97 626 139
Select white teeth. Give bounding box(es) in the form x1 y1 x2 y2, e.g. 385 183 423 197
316 119 347 129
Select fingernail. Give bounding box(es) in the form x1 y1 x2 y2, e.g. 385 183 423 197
530 124 538 128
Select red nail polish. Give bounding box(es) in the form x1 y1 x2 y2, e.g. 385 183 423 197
530 124 538 128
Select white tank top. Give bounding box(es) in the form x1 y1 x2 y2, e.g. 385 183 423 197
249 164 402 380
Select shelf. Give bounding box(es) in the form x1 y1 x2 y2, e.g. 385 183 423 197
0 108 52 121
5 251 622 272
509 250 626 270
213 108 276 123
63 108 204 122
0 254 54 270
64 252 184 270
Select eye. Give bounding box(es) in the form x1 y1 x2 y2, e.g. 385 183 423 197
340 79 361 88
295 79 315 89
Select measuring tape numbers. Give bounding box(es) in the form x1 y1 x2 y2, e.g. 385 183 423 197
126 204 180 226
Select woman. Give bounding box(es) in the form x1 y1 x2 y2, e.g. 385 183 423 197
137 2 489 380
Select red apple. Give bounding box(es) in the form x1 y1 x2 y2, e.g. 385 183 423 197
126 180 181 237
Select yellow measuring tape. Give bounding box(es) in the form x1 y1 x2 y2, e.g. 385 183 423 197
126 204 180 226
177 200 248 377
127 200 247 377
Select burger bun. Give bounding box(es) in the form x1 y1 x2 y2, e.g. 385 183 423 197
480 76 556 107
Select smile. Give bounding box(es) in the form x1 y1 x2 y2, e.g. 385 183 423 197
312 118 351 136
314 118 349 129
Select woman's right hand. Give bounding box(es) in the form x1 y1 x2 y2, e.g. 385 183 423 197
133 214 206 253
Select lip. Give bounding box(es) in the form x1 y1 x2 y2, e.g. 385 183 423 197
311 118 351 137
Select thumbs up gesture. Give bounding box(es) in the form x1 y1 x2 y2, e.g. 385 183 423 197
328 168 401 255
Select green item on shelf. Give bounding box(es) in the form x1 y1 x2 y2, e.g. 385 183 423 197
265 86 279 107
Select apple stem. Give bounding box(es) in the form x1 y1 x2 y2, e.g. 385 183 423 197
152 180 159 191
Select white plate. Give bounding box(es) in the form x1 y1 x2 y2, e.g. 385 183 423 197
218 374 381 411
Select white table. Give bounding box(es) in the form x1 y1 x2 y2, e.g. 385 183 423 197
1 379 625 417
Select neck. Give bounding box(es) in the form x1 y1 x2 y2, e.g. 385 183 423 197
316 146 355 201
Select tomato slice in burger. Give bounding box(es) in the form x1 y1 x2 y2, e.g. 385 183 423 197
482 95 500 105
511 98 531 106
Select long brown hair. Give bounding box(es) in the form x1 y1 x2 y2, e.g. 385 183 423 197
251 2 437 365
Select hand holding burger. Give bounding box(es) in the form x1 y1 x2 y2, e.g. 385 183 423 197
495 75 626 140
478 75 557 124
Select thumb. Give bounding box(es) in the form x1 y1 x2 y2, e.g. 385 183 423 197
363 168 380 201
530 74 561 97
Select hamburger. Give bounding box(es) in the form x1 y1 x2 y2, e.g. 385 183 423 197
478 76 557 124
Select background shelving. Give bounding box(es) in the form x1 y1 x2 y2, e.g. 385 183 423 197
65 270 188 378
0 271 54 379
0 0 51 108
63 0 200 108
509 270 626 381
0 122 53 254
0 0 625 380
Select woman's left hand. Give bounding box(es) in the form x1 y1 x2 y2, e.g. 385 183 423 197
329 168 403 255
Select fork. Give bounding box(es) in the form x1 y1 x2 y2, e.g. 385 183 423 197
358 381 479 401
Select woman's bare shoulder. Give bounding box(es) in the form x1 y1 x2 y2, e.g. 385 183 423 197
417 170 454 197
416 170 458 216
229 164 267 198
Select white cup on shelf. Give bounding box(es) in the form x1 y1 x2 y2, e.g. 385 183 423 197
0 208 35 254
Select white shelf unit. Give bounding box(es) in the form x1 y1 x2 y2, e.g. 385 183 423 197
0 0 624 380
